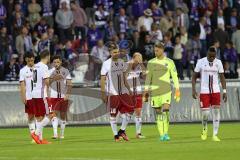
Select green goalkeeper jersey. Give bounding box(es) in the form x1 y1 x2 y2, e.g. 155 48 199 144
144 56 179 97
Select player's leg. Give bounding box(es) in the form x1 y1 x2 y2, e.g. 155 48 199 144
161 103 170 140
200 94 211 140
59 111 67 139
211 93 221 141
134 95 145 138
108 95 120 142
25 100 36 134
48 98 59 139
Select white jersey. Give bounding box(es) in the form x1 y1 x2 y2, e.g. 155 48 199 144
126 63 143 95
19 66 34 100
194 57 224 94
32 62 49 98
49 67 71 98
101 58 128 95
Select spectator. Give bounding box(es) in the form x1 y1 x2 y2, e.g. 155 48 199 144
137 9 153 32
0 1 7 28
212 40 221 59
226 8 240 36
216 9 225 30
175 7 189 30
41 0 55 27
195 17 207 57
186 33 201 79
47 27 58 55
163 32 174 59
106 21 116 41
55 1 74 42
204 10 213 48
15 26 33 57
151 2 163 24
223 41 237 74
131 0 149 18
114 8 129 34
159 10 173 35
34 17 49 36
213 24 229 55
4 54 20 81
179 26 188 45
130 30 140 55
87 24 102 48
232 24 240 61
0 27 11 64
94 4 109 41
140 33 154 61
90 39 109 80
70 1 88 40
173 35 185 80
38 32 50 53
28 0 42 28
12 12 26 37
150 23 163 43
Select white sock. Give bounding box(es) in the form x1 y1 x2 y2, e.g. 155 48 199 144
60 119 66 137
51 117 58 137
28 120 35 134
212 108 220 136
110 117 118 136
135 117 142 134
202 109 210 131
35 117 50 140
120 113 130 131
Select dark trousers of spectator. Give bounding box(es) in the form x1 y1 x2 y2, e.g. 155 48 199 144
97 26 106 42
58 27 73 42
200 39 207 58
74 26 86 40
174 59 184 80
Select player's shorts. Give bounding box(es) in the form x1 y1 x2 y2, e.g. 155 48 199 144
25 99 35 115
107 93 134 116
48 98 69 112
151 92 172 108
32 98 49 117
200 93 221 109
133 94 143 109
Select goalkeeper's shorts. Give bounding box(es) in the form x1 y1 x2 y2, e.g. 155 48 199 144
151 92 172 108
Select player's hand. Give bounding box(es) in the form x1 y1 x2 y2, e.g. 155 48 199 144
21 97 26 104
53 74 63 81
143 91 149 102
174 89 181 102
192 89 198 99
101 95 107 103
223 93 227 103
129 90 133 96
64 94 70 101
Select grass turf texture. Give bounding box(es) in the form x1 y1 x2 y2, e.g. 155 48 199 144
0 123 240 160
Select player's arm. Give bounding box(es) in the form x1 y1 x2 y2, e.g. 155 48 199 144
65 79 72 100
100 75 107 103
140 63 147 79
218 61 227 102
170 61 180 102
192 60 201 99
123 71 132 95
143 62 152 102
20 81 27 104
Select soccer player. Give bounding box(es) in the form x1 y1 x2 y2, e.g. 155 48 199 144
31 50 52 144
192 47 227 142
143 42 180 141
100 42 134 142
126 52 146 138
19 53 36 141
49 55 72 139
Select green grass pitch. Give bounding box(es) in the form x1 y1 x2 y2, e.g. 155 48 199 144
0 123 240 160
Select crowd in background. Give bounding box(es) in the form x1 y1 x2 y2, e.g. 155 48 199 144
0 0 240 82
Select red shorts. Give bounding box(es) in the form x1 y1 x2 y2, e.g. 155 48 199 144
107 93 134 116
25 99 35 115
48 98 69 112
32 98 48 117
133 94 143 109
200 93 221 109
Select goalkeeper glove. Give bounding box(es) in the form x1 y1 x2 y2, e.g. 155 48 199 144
174 89 181 102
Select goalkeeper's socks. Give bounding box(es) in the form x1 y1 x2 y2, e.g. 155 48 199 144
120 113 130 131
202 109 210 131
28 119 35 134
163 110 169 135
51 117 58 137
157 114 164 136
135 116 142 135
212 108 220 136
110 117 118 136
60 119 66 137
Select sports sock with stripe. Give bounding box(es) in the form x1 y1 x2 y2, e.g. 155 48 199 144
202 109 210 131
135 116 142 134
110 117 118 136
212 108 220 136
51 117 58 137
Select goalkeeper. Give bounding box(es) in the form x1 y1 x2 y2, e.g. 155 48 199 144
143 42 180 141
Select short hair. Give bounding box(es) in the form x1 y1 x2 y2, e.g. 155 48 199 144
52 55 62 62
108 42 119 52
24 53 35 59
208 47 216 53
154 41 165 49
40 49 50 59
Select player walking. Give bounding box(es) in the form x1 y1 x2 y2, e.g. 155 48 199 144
49 55 72 139
19 53 36 141
100 42 134 142
192 47 227 142
126 52 146 139
143 42 180 141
